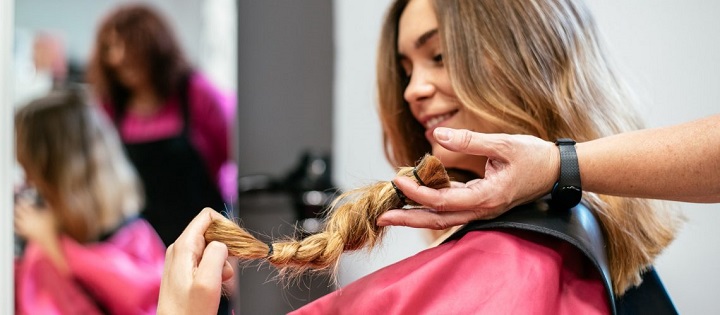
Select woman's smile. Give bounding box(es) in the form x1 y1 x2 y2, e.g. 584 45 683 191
423 109 458 142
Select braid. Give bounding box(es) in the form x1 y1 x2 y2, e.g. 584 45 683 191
204 154 450 275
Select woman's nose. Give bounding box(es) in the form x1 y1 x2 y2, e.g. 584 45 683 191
403 69 435 105
106 46 125 68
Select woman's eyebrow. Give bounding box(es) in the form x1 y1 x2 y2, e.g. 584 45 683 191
415 29 438 49
398 28 439 58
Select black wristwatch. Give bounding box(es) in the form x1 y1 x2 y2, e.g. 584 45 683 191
550 138 582 209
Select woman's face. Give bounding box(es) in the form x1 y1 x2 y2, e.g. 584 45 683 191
103 31 146 89
397 0 492 177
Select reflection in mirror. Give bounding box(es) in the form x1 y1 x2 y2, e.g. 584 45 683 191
13 1 239 314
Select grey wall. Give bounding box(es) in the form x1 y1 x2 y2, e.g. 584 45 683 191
234 1 335 313
236 0 333 177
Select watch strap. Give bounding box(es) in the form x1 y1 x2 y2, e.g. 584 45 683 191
551 138 582 209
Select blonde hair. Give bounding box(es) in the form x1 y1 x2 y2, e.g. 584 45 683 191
377 0 680 294
206 155 450 275
15 89 144 243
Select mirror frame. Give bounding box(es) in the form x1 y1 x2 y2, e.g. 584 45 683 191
1 0 15 312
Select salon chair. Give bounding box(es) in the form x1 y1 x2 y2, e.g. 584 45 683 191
445 197 678 315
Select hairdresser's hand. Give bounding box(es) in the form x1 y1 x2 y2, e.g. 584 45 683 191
378 128 558 229
158 208 235 315
14 199 58 245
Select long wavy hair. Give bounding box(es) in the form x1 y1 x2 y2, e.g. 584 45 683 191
15 89 144 242
86 4 190 110
377 0 680 294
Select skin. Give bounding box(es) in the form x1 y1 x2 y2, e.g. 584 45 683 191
103 31 161 117
378 127 559 229
157 208 234 315
379 114 720 229
14 188 69 274
397 0 498 178
379 0 518 229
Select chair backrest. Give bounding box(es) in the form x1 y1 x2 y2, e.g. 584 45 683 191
443 198 678 315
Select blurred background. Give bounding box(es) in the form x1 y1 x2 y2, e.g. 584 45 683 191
1 0 719 314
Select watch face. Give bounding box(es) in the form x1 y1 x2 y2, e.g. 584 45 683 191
561 186 582 194
551 185 582 210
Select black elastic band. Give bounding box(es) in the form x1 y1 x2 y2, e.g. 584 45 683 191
412 167 426 186
391 181 407 205
266 242 274 258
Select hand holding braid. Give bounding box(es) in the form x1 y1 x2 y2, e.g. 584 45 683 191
204 154 450 275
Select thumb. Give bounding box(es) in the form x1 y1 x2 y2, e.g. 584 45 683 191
433 128 509 160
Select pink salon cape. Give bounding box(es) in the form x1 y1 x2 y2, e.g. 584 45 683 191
292 230 610 314
15 218 166 315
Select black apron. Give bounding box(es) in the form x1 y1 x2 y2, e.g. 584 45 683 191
120 77 226 247
444 198 678 315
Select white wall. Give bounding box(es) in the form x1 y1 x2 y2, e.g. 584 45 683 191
1 0 15 313
14 0 204 65
333 0 720 313
587 2 720 314
333 0 432 286
13 0 237 96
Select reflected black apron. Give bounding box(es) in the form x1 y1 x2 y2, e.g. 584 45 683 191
121 77 226 247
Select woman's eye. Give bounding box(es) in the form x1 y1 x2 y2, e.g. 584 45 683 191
433 54 444 64
400 67 412 80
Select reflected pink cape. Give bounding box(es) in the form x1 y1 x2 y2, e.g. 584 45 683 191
15 219 166 315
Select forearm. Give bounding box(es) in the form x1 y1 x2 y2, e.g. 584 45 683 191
577 114 720 202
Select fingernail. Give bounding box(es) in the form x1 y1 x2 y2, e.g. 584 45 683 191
376 217 388 226
434 128 453 142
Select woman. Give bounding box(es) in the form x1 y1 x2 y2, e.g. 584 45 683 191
86 4 234 247
158 0 681 313
14 89 165 314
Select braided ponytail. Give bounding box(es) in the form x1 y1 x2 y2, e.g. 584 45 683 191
204 154 450 275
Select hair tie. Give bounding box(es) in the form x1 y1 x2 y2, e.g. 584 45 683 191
412 167 426 186
391 181 407 205
266 242 274 258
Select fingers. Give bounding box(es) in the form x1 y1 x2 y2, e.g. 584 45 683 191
158 211 228 315
14 199 33 216
171 208 223 266
392 176 444 206
221 260 234 283
195 241 229 288
449 181 466 188
393 176 492 212
377 208 495 229
14 201 42 237
178 208 224 243
433 128 510 160
377 209 446 228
